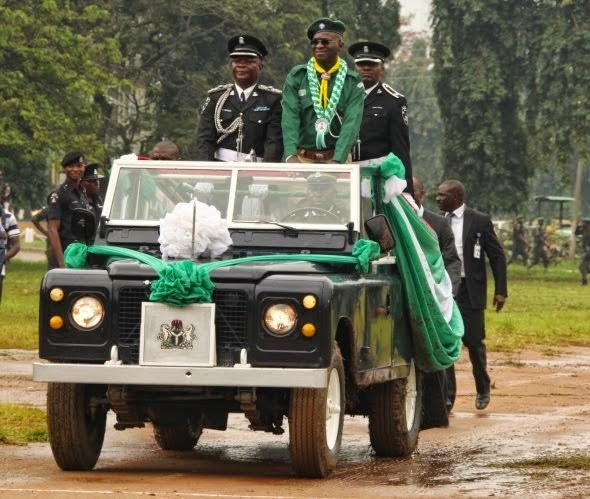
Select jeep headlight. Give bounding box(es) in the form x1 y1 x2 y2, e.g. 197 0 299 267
263 303 297 336
70 296 104 330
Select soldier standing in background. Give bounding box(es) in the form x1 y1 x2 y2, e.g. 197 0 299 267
348 41 413 195
507 215 529 265
196 35 283 163
575 218 590 285
527 217 550 270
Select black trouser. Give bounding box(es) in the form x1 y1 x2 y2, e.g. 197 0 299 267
580 249 590 284
445 281 491 407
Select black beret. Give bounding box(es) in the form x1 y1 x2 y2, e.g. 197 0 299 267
227 35 268 58
61 150 85 167
307 18 346 40
82 163 104 180
348 41 391 63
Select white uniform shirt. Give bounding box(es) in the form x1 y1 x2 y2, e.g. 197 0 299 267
447 204 466 277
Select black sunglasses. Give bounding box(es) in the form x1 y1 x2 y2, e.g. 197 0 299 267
310 39 332 46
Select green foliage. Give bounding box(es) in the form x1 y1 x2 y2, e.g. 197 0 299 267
524 0 590 172
390 37 443 194
0 1 120 210
431 0 531 213
501 454 590 471
0 403 48 445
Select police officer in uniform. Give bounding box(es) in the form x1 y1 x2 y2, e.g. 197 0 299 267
348 41 413 194
196 35 283 163
80 163 105 230
47 151 92 269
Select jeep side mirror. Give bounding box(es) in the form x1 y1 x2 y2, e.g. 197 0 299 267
364 214 396 253
71 208 96 245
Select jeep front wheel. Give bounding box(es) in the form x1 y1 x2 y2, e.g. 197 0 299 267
47 382 108 470
289 344 344 478
153 415 204 451
368 360 422 457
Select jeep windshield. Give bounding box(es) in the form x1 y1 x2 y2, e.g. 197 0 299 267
103 161 361 230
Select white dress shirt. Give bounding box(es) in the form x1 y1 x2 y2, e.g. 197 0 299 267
447 204 466 277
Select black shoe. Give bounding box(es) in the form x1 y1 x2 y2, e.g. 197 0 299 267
475 393 490 410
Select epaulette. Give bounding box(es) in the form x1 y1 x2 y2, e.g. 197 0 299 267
208 83 233 94
257 84 282 95
383 83 404 99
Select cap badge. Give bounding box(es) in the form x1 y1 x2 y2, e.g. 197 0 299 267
319 22 326 29
364 45 369 53
239 36 244 45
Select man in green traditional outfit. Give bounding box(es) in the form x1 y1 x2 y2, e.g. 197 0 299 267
281 18 364 164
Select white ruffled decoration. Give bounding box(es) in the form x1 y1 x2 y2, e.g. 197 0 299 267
119 153 138 160
361 178 372 198
159 200 232 259
383 176 407 203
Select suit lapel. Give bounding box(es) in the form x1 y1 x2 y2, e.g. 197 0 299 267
462 206 473 246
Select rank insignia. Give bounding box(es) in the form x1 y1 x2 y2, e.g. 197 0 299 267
402 105 408 125
49 192 59 204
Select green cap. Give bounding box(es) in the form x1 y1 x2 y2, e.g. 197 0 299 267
307 18 346 40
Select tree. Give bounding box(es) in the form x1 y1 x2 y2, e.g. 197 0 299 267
389 36 443 200
431 0 531 213
0 1 120 210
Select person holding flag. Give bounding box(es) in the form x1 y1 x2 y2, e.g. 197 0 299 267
281 18 364 163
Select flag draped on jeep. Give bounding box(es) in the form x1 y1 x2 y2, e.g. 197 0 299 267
372 153 464 372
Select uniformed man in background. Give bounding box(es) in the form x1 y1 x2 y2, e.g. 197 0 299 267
47 151 92 269
196 35 283 163
80 163 104 231
348 41 413 194
282 18 364 164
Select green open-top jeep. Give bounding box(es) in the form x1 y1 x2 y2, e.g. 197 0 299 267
33 160 430 477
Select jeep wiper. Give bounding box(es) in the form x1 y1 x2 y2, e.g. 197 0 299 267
247 220 299 234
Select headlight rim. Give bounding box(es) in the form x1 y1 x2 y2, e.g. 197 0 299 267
69 295 105 332
262 301 298 337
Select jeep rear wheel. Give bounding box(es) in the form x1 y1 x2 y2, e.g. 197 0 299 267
289 344 344 478
47 382 107 471
153 415 204 451
368 360 422 457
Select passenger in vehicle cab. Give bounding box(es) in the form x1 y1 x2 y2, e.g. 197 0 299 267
282 18 364 164
150 141 180 161
196 35 283 163
349 41 413 195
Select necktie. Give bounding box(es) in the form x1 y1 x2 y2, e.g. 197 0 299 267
240 92 246 105
446 212 455 221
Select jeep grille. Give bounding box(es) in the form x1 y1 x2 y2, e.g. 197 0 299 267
118 287 249 366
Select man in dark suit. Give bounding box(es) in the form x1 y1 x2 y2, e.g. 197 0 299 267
414 177 461 428
348 41 413 195
436 179 507 411
196 35 283 163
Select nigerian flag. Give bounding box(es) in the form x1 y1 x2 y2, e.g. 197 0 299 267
377 154 464 373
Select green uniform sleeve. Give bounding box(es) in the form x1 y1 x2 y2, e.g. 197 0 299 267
281 69 302 158
334 74 364 163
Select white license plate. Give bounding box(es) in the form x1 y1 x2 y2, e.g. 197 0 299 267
139 302 216 366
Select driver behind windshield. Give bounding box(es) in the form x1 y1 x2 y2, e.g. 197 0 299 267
297 172 345 220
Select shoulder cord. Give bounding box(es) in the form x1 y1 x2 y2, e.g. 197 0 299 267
214 87 244 148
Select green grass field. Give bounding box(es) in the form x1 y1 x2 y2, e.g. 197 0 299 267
1 258 588 352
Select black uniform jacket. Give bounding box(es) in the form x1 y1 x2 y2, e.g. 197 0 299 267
356 82 412 192
196 83 283 162
47 180 92 248
461 206 508 310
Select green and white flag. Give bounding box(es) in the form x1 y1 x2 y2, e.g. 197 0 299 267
378 154 464 372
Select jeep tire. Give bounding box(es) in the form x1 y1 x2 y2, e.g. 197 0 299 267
368 360 422 457
289 343 345 478
47 382 107 471
153 415 204 451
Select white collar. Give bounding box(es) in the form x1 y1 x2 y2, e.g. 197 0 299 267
235 83 257 100
448 204 466 218
365 83 379 96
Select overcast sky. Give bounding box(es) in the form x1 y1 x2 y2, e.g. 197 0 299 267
399 0 431 32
